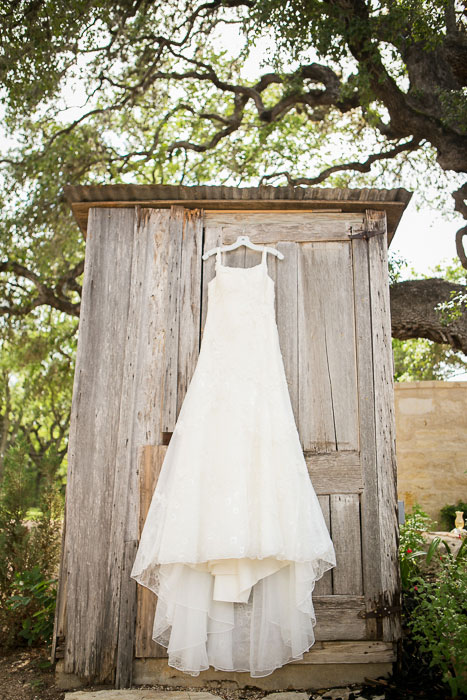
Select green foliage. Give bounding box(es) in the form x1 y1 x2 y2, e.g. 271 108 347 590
409 543 467 697
399 504 436 589
245 0 450 67
0 309 76 501
399 505 467 696
392 337 467 381
5 566 57 646
439 87 467 134
0 435 63 648
422 257 467 326
440 501 467 531
388 249 409 285
392 257 467 381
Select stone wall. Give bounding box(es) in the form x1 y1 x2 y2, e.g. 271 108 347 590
394 380 467 524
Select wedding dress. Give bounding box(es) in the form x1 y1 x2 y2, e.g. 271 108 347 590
130 245 336 677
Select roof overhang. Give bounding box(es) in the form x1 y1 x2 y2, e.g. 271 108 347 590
64 184 413 246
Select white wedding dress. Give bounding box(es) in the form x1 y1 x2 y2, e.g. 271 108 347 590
130 246 336 677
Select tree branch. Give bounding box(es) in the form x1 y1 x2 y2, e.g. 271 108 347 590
0 261 81 317
258 138 421 186
390 278 467 354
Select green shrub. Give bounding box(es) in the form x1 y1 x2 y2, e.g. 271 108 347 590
399 504 436 589
0 436 63 648
5 566 57 646
399 505 467 697
409 541 467 698
440 500 467 531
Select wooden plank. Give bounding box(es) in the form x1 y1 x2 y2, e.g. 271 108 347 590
331 494 363 595
121 206 178 542
272 242 299 426
200 219 221 342
135 445 168 659
298 241 359 452
367 210 401 641
314 596 367 641
115 539 138 688
70 197 407 242
62 207 197 683
292 641 396 664
314 496 332 595
51 498 67 662
63 207 136 683
123 208 201 661
352 233 381 639
161 206 184 433
176 209 204 416
109 207 192 685
204 212 364 242
306 450 363 495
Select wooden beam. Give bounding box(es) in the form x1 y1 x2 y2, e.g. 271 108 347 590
71 200 406 242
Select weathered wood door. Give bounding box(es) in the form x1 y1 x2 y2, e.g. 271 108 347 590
53 204 400 688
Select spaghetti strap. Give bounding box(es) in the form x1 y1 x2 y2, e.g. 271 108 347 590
261 247 268 271
216 247 222 267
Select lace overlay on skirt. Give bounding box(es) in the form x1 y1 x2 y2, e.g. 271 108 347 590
130 247 336 677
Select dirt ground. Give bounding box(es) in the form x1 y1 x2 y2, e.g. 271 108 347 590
0 644 450 700
0 646 63 700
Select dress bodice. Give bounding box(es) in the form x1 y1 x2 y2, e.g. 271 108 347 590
206 247 275 336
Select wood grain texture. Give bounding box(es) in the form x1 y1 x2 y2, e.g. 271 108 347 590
306 450 363 495
135 445 168 659
176 209 204 415
272 242 300 428
314 596 366 640
298 241 359 453
161 206 184 433
115 539 138 688
314 496 332 596
204 211 364 241
367 210 401 641
352 234 381 639
294 641 396 665
62 207 136 684
57 203 402 686
51 501 67 662
331 495 363 596
64 182 411 241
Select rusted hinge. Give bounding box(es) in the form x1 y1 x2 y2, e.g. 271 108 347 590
348 228 386 240
358 603 401 619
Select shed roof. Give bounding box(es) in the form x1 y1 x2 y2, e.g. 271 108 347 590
64 184 412 245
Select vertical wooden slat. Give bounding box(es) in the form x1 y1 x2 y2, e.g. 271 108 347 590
161 206 185 432
351 234 380 639
135 445 168 658
331 494 363 595
51 496 67 662
176 209 204 416
273 242 299 427
115 539 138 688
298 241 359 453
62 207 203 686
63 207 136 683
367 211 401 641
298 242 333 452
200 221 221 340
314 496 333 595
122 206 175 546
128 209 202 658
110 207 196 686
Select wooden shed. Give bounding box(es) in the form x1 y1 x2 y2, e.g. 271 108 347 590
52 185 412 691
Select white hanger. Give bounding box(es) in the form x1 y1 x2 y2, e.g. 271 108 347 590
202 234 284 261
